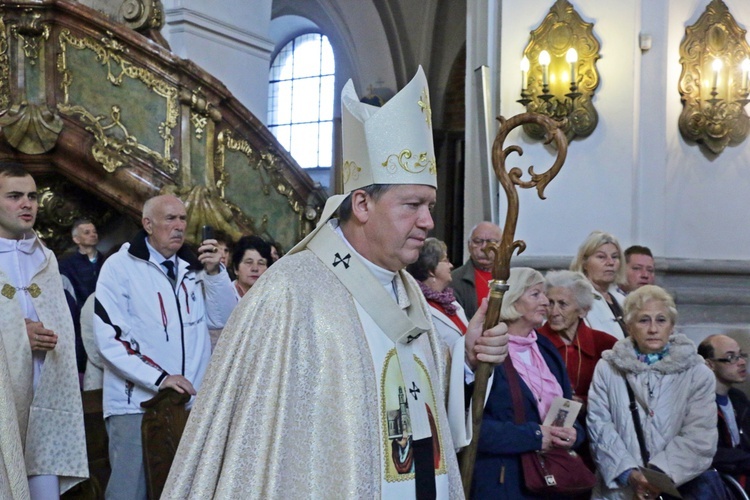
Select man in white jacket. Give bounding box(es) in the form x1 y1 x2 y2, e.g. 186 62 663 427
94 194 234 500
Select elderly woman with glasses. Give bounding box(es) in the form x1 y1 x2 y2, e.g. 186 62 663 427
587 285 718 499
571 230 628 339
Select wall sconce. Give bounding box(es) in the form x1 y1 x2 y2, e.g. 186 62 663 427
517 0 601 142
678 0 750 155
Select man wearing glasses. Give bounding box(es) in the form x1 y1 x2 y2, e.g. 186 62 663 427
698 334 750 492
451 221 502 318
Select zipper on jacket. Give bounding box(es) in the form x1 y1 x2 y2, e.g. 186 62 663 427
157 292 169 341
176 297 185 375
150 258 188 376
172 283 186 376
181 282 190 314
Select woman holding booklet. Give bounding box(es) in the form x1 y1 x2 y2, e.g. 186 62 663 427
471 267 585 499
587 285 721 499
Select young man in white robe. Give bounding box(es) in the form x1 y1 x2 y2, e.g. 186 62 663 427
162 67 508 499
0 163 88 499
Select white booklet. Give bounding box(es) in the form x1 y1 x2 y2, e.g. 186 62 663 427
542 397 582 428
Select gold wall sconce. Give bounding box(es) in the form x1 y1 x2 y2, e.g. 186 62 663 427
678 0 750 155
517 0 601 141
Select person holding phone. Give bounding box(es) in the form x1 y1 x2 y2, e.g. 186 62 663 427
94 194 234 500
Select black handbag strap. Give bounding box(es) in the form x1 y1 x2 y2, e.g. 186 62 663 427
624 376 651 464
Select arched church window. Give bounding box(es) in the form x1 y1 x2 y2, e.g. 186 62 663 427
268 33 335 172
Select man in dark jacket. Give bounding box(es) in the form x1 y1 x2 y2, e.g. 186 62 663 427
451 221 501 319
59 218 106 375
59 218 105 305
699 334 750 492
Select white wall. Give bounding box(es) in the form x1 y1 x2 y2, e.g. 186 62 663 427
161 0 274 119
495 0 639 257
465 0 750 262
663 0 750 260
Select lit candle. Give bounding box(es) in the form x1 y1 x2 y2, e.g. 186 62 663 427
539 50 550 87
712 58 722 90
742 58 750 90
566 48 578 86
521 56 529 91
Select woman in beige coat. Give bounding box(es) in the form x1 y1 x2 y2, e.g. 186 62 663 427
587 285 718 499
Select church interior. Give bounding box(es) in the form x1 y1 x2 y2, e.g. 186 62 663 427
6 0 744 345
163 0 750 346
2 0 750 496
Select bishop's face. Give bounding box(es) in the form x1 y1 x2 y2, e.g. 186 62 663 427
359 184 436 272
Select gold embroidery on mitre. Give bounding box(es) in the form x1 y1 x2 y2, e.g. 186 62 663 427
27 283 41 298
418 88 432 129
342 160 362 185
1 284 15 299
381 150 437 176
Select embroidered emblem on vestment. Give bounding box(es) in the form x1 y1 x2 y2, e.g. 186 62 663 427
333 253 351 269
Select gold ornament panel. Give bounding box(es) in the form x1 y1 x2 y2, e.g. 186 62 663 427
214 130 317 249
57 29 178 173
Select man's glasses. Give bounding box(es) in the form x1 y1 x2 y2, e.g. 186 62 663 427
470 238 500 246
713 353 749 365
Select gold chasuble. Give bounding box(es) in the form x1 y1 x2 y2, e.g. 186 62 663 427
163 225 466 499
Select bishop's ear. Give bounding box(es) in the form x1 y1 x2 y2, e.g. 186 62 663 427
348 189 371 223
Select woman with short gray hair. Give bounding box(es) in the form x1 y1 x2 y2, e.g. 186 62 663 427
538 270 617 408
538 270 618 472
406 238 468 345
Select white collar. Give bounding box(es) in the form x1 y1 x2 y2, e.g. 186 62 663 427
145 237 176 265
332 221 396 287
0 233 39 254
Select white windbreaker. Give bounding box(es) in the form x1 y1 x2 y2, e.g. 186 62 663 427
94 231 234 418
587 334 717 499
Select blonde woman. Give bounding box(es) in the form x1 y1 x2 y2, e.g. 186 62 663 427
570 230 627 339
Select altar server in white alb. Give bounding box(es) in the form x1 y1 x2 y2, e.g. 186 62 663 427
163 66 509 499
0 163 88 499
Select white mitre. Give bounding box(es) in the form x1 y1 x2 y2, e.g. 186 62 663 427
289 65 437 254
